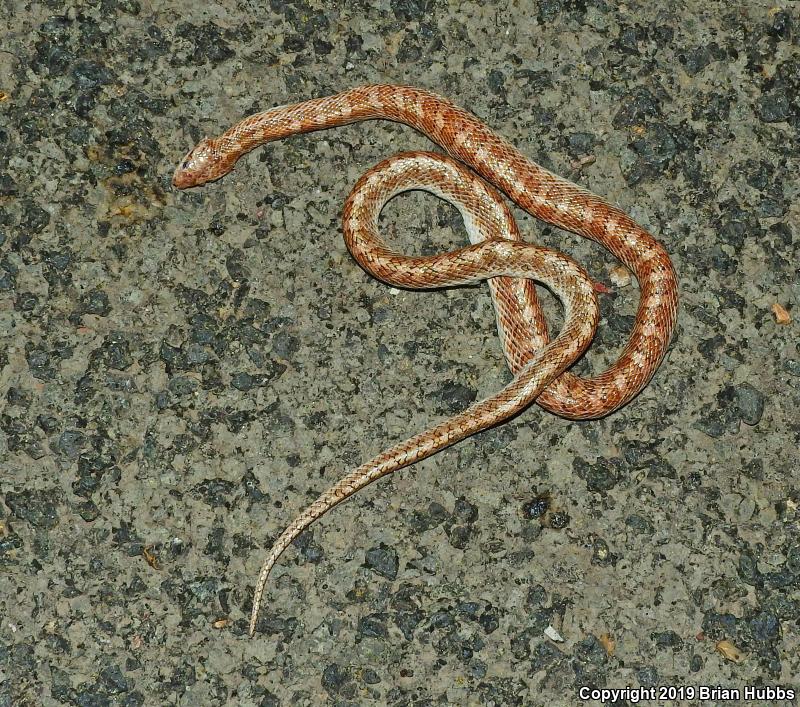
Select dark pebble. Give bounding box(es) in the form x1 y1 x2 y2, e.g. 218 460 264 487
637 666 659 687
652 630 683 649
574 635 607 666
390 0 434 22
409 501 449 532
786 544 800 575
478 609 499 634
321 663 352 696
81 289 112 316
530 642 562 671
176 22 235 65
749 611 780 643
362 668 381 685
76 501 100 522
358 613 389 639
0 174 17 196
99 663 129 694
26 345 55 380
487 69 506 97
625 514 654 534
757 90 790 123
768 10 793 39
231 372 254 391
453 497 478 524
623 123 677 184
168 376 199 397
680 44 716 75
566 131 595 157
364 543 399 580
429 610 455 630
187 576 220 603
521 494 549 520
573 457 622 492
271 331 300 359
701 610 737 640
733 383 765 425
429 380 477 414
612 87 662 128
192 479 236 507
14 292 38 312
4 489 60 529
21 200 51 234
738 553 761 585
0 531 23 563
447 524 472 549
72 59 114 92
55 429 87 459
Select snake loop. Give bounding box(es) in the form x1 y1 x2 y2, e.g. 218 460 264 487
172 85 678 637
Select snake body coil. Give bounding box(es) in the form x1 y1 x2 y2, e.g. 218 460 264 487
172 85 678 637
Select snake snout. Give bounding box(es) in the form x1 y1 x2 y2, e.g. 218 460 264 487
172 139 218 189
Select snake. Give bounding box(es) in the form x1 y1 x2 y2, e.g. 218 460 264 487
172 84 678 637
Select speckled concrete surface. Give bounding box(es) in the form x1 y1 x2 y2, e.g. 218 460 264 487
1 1 798 705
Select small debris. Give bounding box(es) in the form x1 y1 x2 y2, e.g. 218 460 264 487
521 493 550 520
715 639 745 663
609 265 632 287
544 625 564 642
213 618 230 629
599 632 616 656
771 302 791 325
570 154 596 169
143 545 159 570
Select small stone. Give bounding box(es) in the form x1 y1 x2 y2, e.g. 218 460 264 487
321 663 352 696
55 429 86 459
447 524 472 549
168 376 199 396
757 90 790 123
548 510 570 530
362 668 381 685
734 383 765 425
429 380 477 413
566 132 595 158
573 457 622 492
652 630 683 649
14 292 38 312
591 537 615 566
5 489 60 529
453 497 478 524
99 663 129 694
625 514 654 534
390 0 433 22
230 372 254 391
749 611 780 643
612 87 662 128
544 625 564 642
521 494 549 520
81 289 111 316
364 543 398 580
637 666 659 687
357 613 388 639
409 501 449 532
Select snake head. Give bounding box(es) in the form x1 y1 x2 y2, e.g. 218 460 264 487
172 138 223 189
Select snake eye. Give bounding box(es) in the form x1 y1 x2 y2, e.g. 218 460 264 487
182 158 191 169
